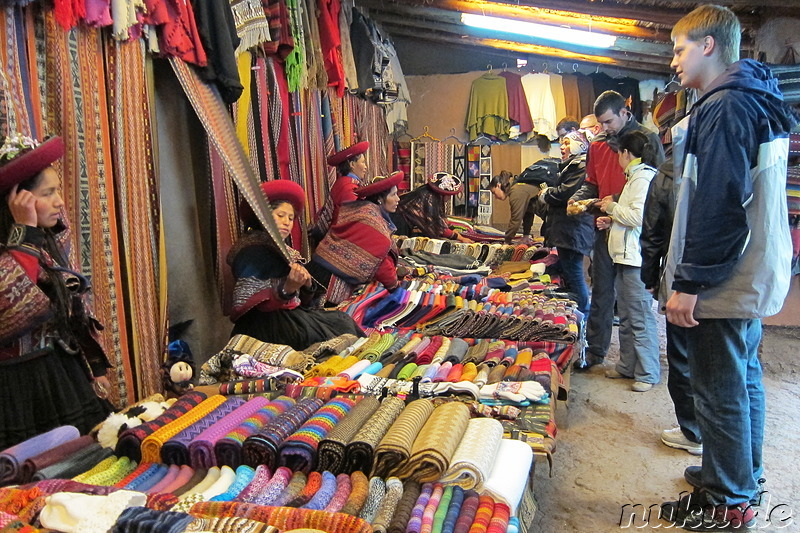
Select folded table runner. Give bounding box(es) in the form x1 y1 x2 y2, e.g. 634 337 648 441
0 426 80 485
161 397 245 465
344 396 406 475
371 399 435 478
439 418 503 490
316 396 380 475
242 398 324 469
116 392 207 461
278 397 357 474
214 396 295 468
188 397 270 469
18 435 95 484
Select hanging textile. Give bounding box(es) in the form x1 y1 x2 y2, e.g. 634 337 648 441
0 6 36 138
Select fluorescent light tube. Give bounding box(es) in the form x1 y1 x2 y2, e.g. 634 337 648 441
461 13 617 49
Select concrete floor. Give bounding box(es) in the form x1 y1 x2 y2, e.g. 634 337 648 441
531 321 800 532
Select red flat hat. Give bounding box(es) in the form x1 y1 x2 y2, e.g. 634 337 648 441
0 136 64 193
428 171 463 196
241 179 306 227
327 141 370 166
354 171 404 198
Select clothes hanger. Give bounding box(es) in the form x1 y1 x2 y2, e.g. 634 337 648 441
485 63 494 76
542 62 549 74
410 126 441 143
442 128 466 144
573 63 579 73
393 125 412 142
556 62 563 74
501 62 508 72
472 132 493 145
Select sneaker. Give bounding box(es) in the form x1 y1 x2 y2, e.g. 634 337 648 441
661 491 756 531
685 466 766 506
632 381 653 392
573 354 603 372
605 368 631 379
662 428 703 455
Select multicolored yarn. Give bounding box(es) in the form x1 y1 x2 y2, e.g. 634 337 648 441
209 465 255 501
271 470 308 507
72 455 117 483
387 480 421 533
252 466 293 506
358 476 386 523
146 492 180 511
420 483 444 533
242 398 324 469
323 473 352 513
217 379 282 395
287 470 322 507
466 495 494 533
486 502 510 533
184 516 282 532
278 397 357 473
189 502 373 533
215 396 296 468
372 477 404 533
453 490 479 533
302 470 337 510
441 486 464 533
234 464 272 503
171 492 205 513
431 485 454 533
340 470 369 516
113 506 194 533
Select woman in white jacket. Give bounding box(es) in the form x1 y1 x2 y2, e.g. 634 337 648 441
596 130 660 392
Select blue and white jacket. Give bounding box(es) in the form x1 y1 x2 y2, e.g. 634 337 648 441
665 59 797 318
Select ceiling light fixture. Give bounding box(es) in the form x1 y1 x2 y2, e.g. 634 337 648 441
461 13 617 49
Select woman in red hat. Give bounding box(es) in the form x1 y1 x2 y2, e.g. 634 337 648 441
228 180 364 349
392 172 473 242
309 172 403 304
0 133 112 449
309 141 370 242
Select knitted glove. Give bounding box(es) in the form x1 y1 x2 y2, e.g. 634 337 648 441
478 381 547 403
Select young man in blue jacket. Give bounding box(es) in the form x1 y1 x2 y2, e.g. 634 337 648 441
662 4 797 530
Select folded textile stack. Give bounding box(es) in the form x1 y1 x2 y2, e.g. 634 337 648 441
242 398 324 469
0 426 80 485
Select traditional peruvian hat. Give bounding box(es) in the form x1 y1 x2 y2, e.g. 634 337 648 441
427 172 463 196
326 141 370 166
354 171 404 199
240 179 306 227
0 134 64 193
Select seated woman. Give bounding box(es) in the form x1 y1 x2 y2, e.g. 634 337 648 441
391 172 473 243
309 172 403 305
537 130 594 316
1 134 111 448
228 180 363 350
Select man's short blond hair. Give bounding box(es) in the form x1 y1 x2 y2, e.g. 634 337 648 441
671 4 740 65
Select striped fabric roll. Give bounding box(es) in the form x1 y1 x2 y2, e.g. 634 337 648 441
140 395 227 463
453 490 480 533
242 398 324 469
116 392 207 461
324 473 352 513
160 397 245 465
486 502 511 533
188 397 270 469
340 470 369 517
189 501 373 533
371 399 434 478
317 396 380 474
386 480 420 533
467 495 495 533
287 470 322 507
252 466 293 506
303 470 337 510
344 396 406 475
439 418 503 490
419 483 444 533
234 464 271 503
372 476 404 533
215 396 295 468
442 485 465 533
404 482 433 533
270 470 307 507
278 397 357 473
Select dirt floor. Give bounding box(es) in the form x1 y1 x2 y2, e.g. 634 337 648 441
531 320 800 532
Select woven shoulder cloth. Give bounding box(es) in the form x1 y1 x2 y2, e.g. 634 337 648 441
316 396 380 475
371 399 435 478
344 396 405 475
439 417 503 490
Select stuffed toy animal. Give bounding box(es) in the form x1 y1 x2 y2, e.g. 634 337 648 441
96 399 173 449
162 340 196 398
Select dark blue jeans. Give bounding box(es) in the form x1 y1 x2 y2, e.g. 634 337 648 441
557 247 590 315
686 318 764 506
586 230 615 359
666 323 700 443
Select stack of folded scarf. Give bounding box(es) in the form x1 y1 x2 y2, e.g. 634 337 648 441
214 396 295 468
242 398 323 468
17 435 95 484
371 399 434 478
316 397 379 474
0 426 80 485
33 443 114 482
344 396 406 475
188 397 269 469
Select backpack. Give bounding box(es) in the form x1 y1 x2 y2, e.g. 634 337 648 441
515 158 560 188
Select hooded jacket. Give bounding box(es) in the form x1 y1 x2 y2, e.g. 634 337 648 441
665 59 797 318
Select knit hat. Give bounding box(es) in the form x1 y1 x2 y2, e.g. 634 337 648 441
327 141 370 166
0 134 64 193
563 130 589 156
354 171 404 199
427 172 463 196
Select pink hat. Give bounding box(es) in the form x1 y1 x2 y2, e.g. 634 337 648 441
0 135 64 193
326 141 370 166
354 171 404 198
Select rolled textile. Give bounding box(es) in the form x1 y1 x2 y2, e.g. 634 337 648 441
394 402 470 483
172 467 207 497
371 399 435 478
71 455 116 485
467 495 494 533
242 398 324 469
0 426 80 484
337 359 372 381
481 439 533 515
445 364 463 383
372 477 404 533
83 456 138 487
114 461 155 488
189 502 373 533
287 470 322 507
123 462 167 492
358 476 386 523
129 463 170 493
386 480 420 533
453 490 480 533
278 398 357 474
209 465 255 501
181 466 220 498
340 470 369 516
443 338 469 364
432 485 454 533
303 470 337 510
486 502 510 533
234 464 272 503
215 396 296 468
184 516 282 532
158 396 243 465
112 506 194 533
39 489 147 533
317 397 380 475
158 464 195 494
32 443 114 481
405 482 433 533
271 470 308 507
17 435 95 484
116 391 207 461
442 485 465 533
252 466 293 506
419 483 444 533
323 473 352 513
201 465 238 499
439 418 503 490
188 397 269 469
344 396 405 475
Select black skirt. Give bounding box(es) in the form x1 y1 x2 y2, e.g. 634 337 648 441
231 307 364 351
0 346 109 449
